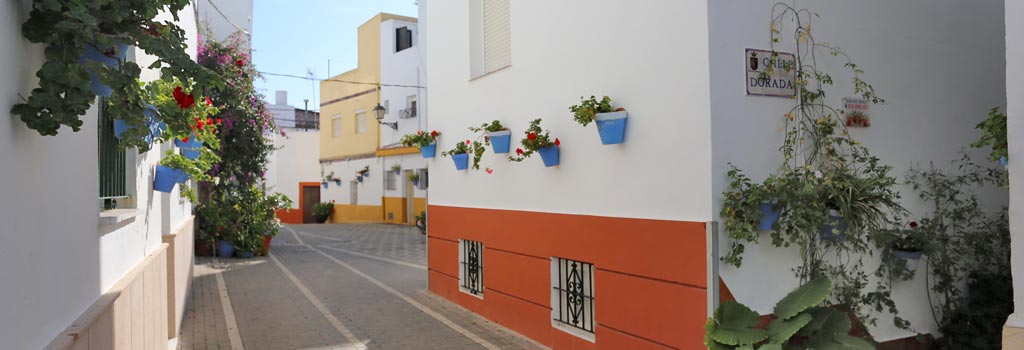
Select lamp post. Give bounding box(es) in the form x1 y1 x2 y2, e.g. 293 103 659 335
374 103 397 130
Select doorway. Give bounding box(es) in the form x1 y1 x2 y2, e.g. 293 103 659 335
405 169 416 225
350 180 358 205
301 184 320 223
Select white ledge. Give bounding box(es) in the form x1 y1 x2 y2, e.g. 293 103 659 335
99 209 141 226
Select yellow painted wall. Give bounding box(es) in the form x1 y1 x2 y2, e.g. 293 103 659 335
412 197 427 219
330 204 383 223
320 13 419 160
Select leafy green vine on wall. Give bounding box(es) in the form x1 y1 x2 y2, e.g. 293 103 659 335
721 3 908 332
12 0 221 146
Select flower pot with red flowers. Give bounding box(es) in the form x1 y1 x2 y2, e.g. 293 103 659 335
470 120 511 154
333 178 341 186
443 139 485 171
570 96 628 145
882 221 928 275
358 165 370 177
509 119 560 167
402 130 441 158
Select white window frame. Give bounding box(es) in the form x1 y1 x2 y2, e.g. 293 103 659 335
469 0 511 79
385 170 397 190
331 114 343 138
458 239 485 298
355 110 367 134
550 257 596 343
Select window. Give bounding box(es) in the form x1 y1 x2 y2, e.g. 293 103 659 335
355 111 367 134
551 257 595 341
331 115 343 138
383 100 389 115
470 0 511 78
417 169 428 189
396 26 413 52
385 169 397 190
401 95 418 119
98 98 128 209
459 239 484 296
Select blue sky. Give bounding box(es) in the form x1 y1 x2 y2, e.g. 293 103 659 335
252 0 418 111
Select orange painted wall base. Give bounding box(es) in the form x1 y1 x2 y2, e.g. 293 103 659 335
275 209 302 224
427 205 709 350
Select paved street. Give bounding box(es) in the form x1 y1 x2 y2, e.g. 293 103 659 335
179 224 543 350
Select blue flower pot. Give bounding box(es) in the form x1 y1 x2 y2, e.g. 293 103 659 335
487 130 512 154
420 143 437 158
821 212 848 241
235 250 255 258
79 41 129 97
175 136 203 160
538 146 560 167
322 182 329 189
357 176 363 183
113 105 163 141
758 202 781 231
452 153 469 170
217 240 235 258
334 180 341 186
595 111 628 145
1001 156 1008 167
113 119 129 139
154 165 184 193
362 170 369 177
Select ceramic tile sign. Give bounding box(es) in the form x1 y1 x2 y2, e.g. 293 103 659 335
843 97 871 127
745 49 796 98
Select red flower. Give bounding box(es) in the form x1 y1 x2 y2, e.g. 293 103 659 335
207 118 214 125
465 140 471 145
527 132 537 140
216 118 222 124
430 130 439 137
181 136 189 143
516 148 524 155
205 96 213 106
236 59 244 67
197 121 205 129
909 221 919 229
174 87 195 109
554 138 561 146
417 130 424 135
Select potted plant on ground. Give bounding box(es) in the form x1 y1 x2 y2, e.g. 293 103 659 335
570 95 627 145
312 201 334 223
401 130 441 158
509 119 560 167
470 120 511 154
415 212 427 235
409 172 421 187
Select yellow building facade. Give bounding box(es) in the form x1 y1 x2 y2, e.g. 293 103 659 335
319 13 427 225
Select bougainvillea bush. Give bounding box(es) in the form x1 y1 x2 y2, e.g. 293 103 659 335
194 30 287 255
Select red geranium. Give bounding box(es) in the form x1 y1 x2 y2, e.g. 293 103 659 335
527 132 537 140
430 130 439 137
465 140 471 145
554 138 560 146
236 59 244 67
205 96 213 106
173 86 195 109
909 221 919 229
516 148 524 155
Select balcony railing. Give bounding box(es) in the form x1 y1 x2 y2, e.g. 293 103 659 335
399 107 417 119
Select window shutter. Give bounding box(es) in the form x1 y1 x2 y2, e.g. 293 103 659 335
396 27 413 52
483 0 511 72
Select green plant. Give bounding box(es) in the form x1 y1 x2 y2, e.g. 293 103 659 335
569 96 614 127
720 4 906 331
442 139 486 170
391 164 402 173
971 107 1007 164
509 119 559 162
705 277 874 350
13 0 221 137
415 212 427 235
312 202 334 223
409 172 420 183
401 130 441 148
469 120 508 136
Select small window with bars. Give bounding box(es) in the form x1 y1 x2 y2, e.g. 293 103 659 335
417 169 428 189
385 169 397 190
98 98 128 209
551 257 595 340
459 239 484 296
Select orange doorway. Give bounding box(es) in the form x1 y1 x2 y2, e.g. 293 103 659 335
299 182 321 223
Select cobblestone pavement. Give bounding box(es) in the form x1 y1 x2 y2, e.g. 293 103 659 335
178 224 543 350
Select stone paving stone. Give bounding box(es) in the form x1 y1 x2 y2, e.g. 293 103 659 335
178 223 543 350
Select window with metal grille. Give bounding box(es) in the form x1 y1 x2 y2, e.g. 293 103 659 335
459 239 484 296
385 169 397 190
551 257 595 339
396 26 413 52
98 98 128 209
417 169 428 189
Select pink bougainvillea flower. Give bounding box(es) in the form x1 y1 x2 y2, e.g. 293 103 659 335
554 138 560 146
515 148 524 155
527 132 536 140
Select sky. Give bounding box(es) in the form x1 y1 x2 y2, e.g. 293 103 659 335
252 0 418 112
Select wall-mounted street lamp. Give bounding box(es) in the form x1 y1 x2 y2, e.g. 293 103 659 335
373 103 397 130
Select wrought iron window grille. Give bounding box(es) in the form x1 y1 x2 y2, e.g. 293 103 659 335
553 257 595 334
460 239 484 296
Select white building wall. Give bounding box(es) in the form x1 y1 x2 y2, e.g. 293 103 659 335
380 19 426 144
425 0 714 221
321 158 383 206
195 0 253 47
266 129 321 209
708 0 1006 342
0 1 198 348
1006 0 1024 329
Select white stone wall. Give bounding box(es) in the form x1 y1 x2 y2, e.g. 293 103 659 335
380 19 426 144
708 0 1007 341
0 1 199 348
266 129 322 209
1006 0 1024 329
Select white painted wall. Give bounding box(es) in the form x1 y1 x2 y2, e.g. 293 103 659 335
267 91 298 129
0 2 198 348
425 0 714 221
195 0 253 48
383 153 429 200
1006 0 1024 329
321 158 383 206
708 0 1006 341
266 129 321 209
380 19 426 145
